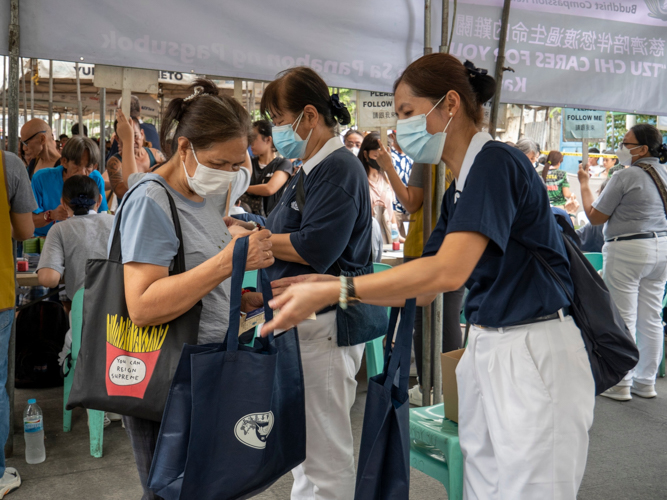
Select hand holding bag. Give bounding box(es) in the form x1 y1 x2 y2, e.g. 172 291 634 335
66 178 201 422
354 299 416 500
148 236 306 500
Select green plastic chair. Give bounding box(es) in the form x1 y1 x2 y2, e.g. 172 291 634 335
63 288 105 458
583 252 603 272
410 404 463 500
242 270 258 289
364 263 392 381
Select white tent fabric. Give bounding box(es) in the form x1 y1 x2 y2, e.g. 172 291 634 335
0 1 664 112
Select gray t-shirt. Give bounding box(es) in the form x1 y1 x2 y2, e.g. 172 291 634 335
407 163 428 189
128 166 251 217
37 213 115 300
112 174 233 344
5 152 37 214
593 157 667 239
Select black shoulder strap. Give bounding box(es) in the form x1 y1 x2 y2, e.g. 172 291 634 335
636 162 667 219
109 178 187 275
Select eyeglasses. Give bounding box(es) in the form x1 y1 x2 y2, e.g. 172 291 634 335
20 130 46 147
620 142 641 148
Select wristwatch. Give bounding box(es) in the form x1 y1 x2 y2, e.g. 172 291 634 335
347 278 361 304
43 210 52 222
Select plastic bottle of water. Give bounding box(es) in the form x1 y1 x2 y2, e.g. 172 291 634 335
23 399 45 464
391 223 399 242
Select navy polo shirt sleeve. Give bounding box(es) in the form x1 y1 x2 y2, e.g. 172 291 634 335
290 180 358 274
445 148 523 255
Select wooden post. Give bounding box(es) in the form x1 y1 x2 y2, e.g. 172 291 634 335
48 60 53 129
75 62 84 135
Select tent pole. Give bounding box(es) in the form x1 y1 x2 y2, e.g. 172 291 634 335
99 87 106 173
424 0 432 55
48 60 53 129
488 0 511 138
5 0 19 461
20 57 26 123
2 57 6 144
75 62 83 135
29 58 33 120
7 4 18 154
421 0 434 406
439 0 449 53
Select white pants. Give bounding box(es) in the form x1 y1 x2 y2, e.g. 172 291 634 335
603 237 667 386
457 316 595 500
290 311 365 500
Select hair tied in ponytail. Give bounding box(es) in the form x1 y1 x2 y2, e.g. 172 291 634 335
464 60 488 79
330 94 351 125
165 119 179 141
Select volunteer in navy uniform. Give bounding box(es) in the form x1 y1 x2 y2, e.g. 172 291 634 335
263 54 595 500
261 67 372 500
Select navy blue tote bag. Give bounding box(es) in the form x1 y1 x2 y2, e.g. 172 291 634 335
354 299 416 500
147 236 306 500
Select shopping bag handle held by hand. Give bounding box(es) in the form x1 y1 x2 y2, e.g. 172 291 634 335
228 236 275 350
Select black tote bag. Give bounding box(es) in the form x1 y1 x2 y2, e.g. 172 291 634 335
147 236 306 500
354 299 416 500
524 233 639 394
67 179 201 422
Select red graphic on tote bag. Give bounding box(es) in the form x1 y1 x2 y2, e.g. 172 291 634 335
105 314 169 399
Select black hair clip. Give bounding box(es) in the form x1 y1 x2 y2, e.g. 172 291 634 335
70 194 96 209
330 94 345 111
464 60 488 79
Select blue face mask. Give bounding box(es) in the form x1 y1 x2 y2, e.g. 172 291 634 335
396 96 452 164
271 111 312 159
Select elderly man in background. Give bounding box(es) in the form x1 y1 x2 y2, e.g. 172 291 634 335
31 136 107 237
516 137 541 166
20 119 61 180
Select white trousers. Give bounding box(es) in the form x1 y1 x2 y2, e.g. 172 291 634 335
290 311 365 500
457 316 595 500
603 237 667 386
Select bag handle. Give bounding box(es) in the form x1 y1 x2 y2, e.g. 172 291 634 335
382 299 416 392
109 178 187 275
227 235 276 351
635 162 667 219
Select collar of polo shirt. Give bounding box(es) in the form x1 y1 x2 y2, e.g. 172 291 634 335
301 136 345 175
454 132 493 203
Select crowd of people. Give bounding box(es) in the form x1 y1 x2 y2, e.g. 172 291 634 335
1 51 666 500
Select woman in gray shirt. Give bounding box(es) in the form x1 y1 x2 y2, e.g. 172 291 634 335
580 124 667 402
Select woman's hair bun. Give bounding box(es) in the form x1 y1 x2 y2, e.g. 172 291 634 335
463 61 496 105
330 94 352 126
658 143 667 164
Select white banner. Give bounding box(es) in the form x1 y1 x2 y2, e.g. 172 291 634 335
7 0 667 114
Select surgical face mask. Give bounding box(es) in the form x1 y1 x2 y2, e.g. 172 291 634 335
183 146 238 198
368 159 382 171
350 147 360 156
616 144 641 166
396 96 452 164
272 111 312 159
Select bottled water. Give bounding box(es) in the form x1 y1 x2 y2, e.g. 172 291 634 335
391 223 399 242
23 399 45 464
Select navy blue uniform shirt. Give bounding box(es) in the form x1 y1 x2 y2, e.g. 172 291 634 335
423 140 573 328
266 139 372 282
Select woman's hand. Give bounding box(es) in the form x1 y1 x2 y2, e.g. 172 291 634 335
563 195 580 214
241 292 264 313
270 274 338 297
116 109 134 146
261 280 339 336
375 140 394 173
245 229 274 270
577 162 590 185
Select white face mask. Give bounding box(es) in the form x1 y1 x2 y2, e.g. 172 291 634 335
183 146 238 198
616 144 641 166
350 147 360 156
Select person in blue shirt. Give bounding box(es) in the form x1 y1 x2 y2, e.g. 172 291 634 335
263 54 595 500
258 67 373 500
31 136 108 237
